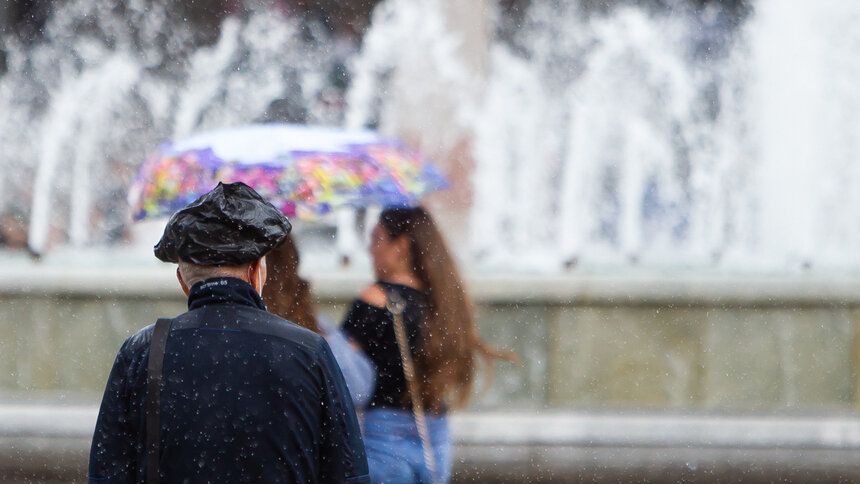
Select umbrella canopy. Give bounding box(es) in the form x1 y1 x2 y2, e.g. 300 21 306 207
128 124 448 220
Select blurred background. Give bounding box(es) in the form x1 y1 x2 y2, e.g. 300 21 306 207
2 0 860 482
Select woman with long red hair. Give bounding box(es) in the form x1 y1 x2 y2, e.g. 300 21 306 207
341 206 512 483
262 233 375 408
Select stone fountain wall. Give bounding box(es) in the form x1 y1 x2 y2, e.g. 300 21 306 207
3 265 859 412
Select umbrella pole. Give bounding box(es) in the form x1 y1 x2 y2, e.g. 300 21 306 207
336 208 359 268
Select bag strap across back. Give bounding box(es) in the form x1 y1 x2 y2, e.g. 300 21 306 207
385 289 438 483
146 318 173 484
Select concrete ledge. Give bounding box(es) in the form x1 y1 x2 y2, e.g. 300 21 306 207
0 405 93 483
2 265 860 306
455 412 860 482
3 405 860 483
454 411 860 448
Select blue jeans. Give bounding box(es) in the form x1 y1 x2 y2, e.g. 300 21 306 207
362 408 451 484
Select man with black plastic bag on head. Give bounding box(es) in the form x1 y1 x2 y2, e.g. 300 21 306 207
88 182 369 484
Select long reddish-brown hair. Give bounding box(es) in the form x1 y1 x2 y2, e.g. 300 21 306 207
378 207 513 412
262 233 320 334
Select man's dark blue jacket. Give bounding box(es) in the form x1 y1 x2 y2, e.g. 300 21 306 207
88 277 370 483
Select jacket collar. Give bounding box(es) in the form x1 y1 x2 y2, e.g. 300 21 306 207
187 277 266 312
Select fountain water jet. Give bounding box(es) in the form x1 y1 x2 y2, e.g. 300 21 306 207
30 54 140 251
0 0 351 255
749 0 860 271
460 1 860 274
2 0 859 275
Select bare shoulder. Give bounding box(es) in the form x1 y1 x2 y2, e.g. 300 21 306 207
358 284 388 308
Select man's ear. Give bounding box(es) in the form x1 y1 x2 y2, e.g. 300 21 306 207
249 257 267 295
177 267 191 297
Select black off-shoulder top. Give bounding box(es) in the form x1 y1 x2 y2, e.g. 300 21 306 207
341 281 427 410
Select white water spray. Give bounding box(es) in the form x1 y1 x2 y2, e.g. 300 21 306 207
3 0 859 274
464 1 860 273
748 0 860 271
0 0 348 254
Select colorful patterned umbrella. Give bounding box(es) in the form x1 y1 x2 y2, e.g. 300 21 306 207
128 124 448 220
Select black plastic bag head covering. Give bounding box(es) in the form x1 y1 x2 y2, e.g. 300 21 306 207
154 181 291 266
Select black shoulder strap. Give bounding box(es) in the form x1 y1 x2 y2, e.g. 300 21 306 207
146 318 173 484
